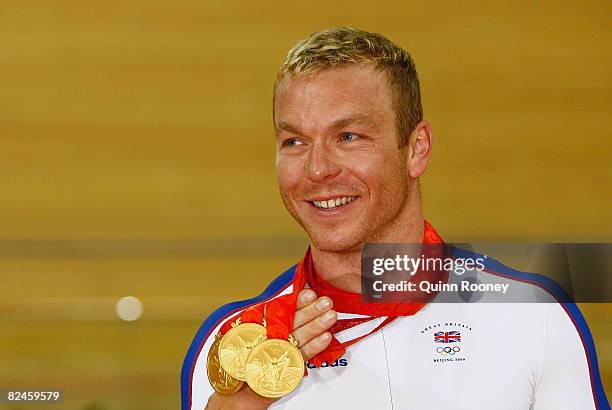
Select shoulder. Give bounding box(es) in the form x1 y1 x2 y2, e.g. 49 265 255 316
450 246 608 408
450 245 571 302
180 264 297 410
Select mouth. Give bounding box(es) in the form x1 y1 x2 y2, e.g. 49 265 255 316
309 195 357 210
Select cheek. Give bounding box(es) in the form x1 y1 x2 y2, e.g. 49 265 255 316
276 159 302 195
351 151 404 192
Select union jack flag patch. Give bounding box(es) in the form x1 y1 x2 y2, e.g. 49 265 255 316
434 331 461 343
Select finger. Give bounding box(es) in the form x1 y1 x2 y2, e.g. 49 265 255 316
300 331 332 361
296 289 317 310
294 296 333 329
293 309 337 348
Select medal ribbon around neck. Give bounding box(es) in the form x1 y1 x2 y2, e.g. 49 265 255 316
211 220 447 384
263 294 293 339
306 219 448 367
218 305 265 334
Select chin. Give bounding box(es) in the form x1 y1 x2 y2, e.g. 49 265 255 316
307 228 364 253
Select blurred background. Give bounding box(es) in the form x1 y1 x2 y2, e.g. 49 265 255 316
0 1 610 409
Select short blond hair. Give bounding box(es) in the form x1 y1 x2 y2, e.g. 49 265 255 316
274 27 422 147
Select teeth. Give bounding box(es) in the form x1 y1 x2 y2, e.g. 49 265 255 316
312 196 356 210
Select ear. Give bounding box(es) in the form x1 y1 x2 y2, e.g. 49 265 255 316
407 120 432 178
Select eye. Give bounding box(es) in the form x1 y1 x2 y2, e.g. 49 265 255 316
341 132 359 142
283 137 303 147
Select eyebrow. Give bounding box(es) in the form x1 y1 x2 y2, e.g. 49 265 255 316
276 121 300 135
276 114 378 135
329 114 378 131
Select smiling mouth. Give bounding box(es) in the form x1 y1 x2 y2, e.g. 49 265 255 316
310 196 357 210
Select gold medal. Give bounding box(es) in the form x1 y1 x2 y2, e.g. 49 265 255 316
219 319 267 381
207 333 244 395
244 335 304 398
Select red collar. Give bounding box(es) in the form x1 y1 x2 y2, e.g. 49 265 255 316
303 220 446 316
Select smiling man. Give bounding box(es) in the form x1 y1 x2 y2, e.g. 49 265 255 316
182 27 608 410
274 61 427 293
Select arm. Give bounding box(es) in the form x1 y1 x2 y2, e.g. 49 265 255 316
533 303 608 410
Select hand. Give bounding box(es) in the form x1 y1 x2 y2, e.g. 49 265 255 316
292 289 337 361
205 290 337 409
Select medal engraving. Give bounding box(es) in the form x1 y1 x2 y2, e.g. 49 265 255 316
219 323 267 381
207 334 243 394
245 339 304 398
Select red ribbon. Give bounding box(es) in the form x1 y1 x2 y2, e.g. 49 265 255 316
261 267 308 375
264 295 292 340
216 220 446 372
329 316 374 333
218 304 265 335
262 258 309 340
306 220 446 366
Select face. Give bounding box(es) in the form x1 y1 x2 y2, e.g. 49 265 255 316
274 64 417 252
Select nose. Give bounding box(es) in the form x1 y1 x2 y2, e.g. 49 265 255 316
305 141 341 182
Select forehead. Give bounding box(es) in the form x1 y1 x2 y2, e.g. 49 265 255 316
274 64 395 131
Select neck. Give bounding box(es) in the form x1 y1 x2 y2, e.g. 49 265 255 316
310 190 424 294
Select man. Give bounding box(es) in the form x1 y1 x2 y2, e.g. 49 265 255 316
182 27 609 409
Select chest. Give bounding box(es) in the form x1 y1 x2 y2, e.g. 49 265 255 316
273 307 541 410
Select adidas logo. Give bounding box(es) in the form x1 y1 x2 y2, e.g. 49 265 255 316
306 359 348 369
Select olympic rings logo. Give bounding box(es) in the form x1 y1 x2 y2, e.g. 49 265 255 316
436 346 461 355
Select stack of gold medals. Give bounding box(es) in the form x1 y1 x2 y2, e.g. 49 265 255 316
207 297 305 399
